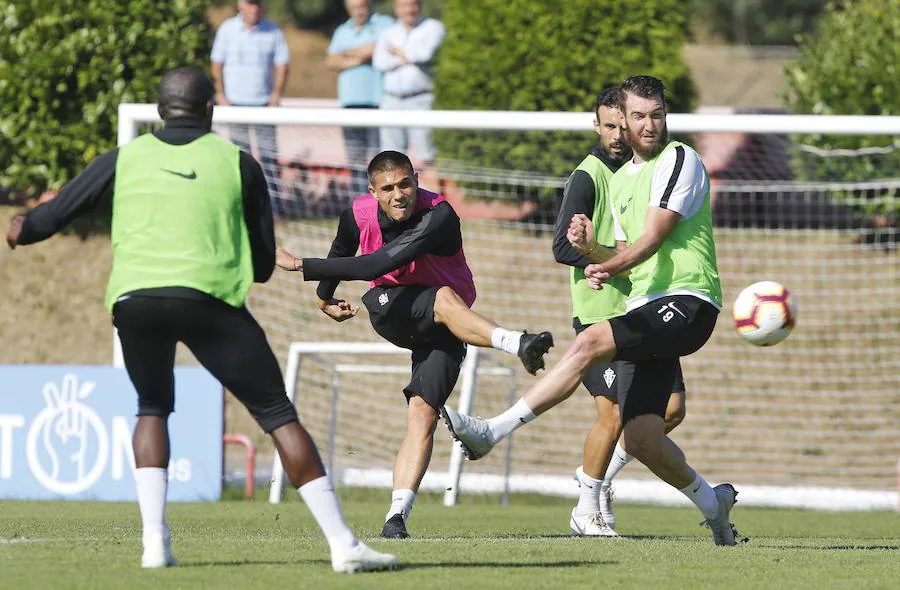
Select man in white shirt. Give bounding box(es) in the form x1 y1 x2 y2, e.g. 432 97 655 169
373 0 445 166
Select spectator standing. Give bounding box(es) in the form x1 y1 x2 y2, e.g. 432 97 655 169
211 0 289 205
327 0 395 195
373 0 445 167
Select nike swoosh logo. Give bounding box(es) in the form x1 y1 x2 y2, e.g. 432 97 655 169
692 485 701 493
161 168 197 180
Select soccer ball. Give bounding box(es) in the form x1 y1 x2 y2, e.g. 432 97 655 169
732 281 797 346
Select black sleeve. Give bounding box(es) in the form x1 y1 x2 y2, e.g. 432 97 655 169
17 149 118 245
315 207 361 301
240 152 276 283
552 170 596 269
305 201 457 283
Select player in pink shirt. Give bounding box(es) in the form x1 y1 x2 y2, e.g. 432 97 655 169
276 150 553 539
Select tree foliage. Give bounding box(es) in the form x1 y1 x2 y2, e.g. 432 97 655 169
0 0 211 196
433 0 696 192
785 0 900 212
690 0 827 45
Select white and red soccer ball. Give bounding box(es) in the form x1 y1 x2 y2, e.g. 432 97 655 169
732 281 797 346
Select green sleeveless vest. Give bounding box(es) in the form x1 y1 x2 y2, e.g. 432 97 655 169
608 140 722 309
569 154 630 324
105 133 253 311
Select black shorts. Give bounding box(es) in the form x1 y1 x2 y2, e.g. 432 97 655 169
610 295 719 361
112 295 298 433
617 358 684 425
574 318 686 398
362 284 466 411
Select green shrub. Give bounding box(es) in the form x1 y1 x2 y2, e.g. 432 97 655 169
0 0 211 197
785 0 900 217
433 0 696 218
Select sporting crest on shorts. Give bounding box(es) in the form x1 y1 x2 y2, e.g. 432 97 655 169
603 367 616 389
378 292 389 306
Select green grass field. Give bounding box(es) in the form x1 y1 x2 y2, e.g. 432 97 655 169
2 489 899 589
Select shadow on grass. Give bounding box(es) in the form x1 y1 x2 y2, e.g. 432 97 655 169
180 559 310 567
761 544 900 552
615 534 705 542
404 560 617 570
179 558 617 570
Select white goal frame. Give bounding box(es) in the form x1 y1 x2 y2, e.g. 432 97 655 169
268 343 517 506
115 104 900 511
112 104 900 367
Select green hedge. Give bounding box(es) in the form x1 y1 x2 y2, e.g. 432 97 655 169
0 0 211 197
433 0 696 197
785 0 900 216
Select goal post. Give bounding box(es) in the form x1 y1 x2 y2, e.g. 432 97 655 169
267 342 517 506
116 104 900 511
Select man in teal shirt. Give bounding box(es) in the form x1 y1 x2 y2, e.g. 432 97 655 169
327 0 394 194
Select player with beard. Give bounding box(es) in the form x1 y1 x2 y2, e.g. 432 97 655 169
275 150 553 540
443 76 743 546
553 87 687 537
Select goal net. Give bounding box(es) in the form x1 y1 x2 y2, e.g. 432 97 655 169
118 104 900 510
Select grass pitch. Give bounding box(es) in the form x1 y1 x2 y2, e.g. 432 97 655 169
2 489 898 590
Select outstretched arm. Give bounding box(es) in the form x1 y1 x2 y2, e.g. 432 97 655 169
8 149 118 248
277 207 360 321
298 202 458 282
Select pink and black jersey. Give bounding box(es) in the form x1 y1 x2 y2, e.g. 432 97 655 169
302 188 477 307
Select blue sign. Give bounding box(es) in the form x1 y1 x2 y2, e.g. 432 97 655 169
0 366 223 501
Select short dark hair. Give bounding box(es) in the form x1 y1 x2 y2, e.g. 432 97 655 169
367 150 414 181
157 66 215 121
618 75 666 111
595 86 622 112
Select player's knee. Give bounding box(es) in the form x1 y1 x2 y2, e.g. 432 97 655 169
572 328 614 369
407 397 439 437
252 398 299 434
664 406 686 431
622 419 660 461
594 400 620 429
434 286 464 322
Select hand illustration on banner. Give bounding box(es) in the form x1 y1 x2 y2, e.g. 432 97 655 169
27 374 109 495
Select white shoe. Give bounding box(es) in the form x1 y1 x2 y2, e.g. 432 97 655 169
569 508 619 537
440 407 496 460
573 466 617 532
141 535 177 568
331 541 398 573
599 483 616 531
703 483 739 546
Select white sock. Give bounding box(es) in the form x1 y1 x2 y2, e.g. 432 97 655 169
679 473 720 520
486 398 536 442
574 465 603 514
134 467 169 546
603 442 633 485
385 489 416 522
491 327 523 356
298 476 358 551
